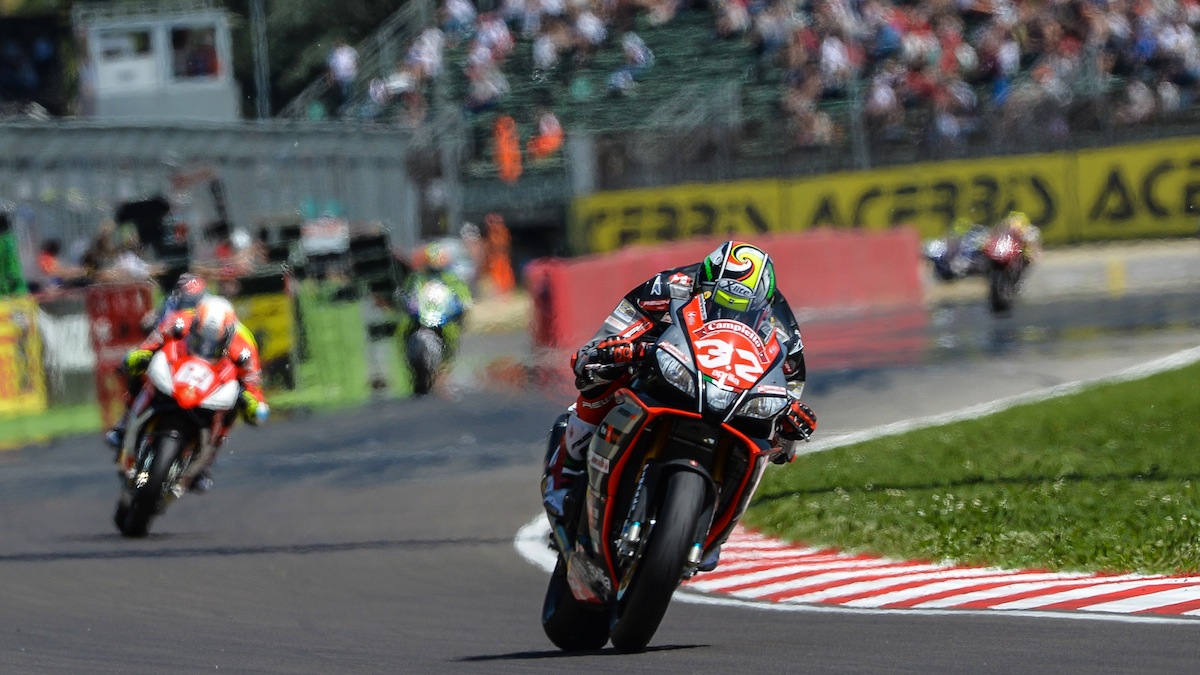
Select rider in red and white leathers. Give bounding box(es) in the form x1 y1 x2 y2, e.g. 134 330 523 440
109 296 269 493
541 241 817 570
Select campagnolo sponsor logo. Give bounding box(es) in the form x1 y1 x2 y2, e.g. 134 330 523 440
756 384 787 396
589 453 611 474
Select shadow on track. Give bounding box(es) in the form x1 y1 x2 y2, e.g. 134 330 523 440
456 644 707 661
0 536 511 564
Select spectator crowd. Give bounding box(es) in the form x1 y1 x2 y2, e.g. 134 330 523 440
323 0 1200 158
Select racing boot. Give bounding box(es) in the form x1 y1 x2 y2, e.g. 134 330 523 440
105 426 124 452
542 441 583 514
189 468 214 494
542 414 596 519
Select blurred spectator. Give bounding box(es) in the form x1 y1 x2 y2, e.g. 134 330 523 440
408 27 446 82
36 238 86 289
442 0 477 46
108 228 159 282
572 7 608 67
527 106 564 160
0 212 26 297
483 213 516 296
465 61 510 113
81 218 117 281
459 221 486 295
494 114 523 182
327 38 359 115
609 32 654 95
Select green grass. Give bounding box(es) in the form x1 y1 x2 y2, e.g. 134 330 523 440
745 360 1200 576
0 404 102 449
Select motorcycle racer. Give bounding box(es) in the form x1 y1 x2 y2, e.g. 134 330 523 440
541 240 818 570
399 242 473 358
106 295 268 492
139 272 209 334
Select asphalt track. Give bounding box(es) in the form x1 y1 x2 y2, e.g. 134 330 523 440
3 288 1200 673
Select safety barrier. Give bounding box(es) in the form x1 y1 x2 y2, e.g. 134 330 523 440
526 228 926 351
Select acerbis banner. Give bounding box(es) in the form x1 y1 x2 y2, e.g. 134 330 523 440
572 137 1200 253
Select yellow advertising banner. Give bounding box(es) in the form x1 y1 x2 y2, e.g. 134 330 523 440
0 297 47 416
571 137 1200 252
1075 138 1200 241
781 153 1076 245
572 180 786 253
232 293 295 367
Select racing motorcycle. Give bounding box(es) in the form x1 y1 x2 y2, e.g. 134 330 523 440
541 293 792 653
113 336 240 537
982 227 1028 314
923 225 989 282
402 276 466 395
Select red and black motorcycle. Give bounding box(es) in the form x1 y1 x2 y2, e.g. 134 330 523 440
982 227 1028 314
541 293 793 653
113 336 241 537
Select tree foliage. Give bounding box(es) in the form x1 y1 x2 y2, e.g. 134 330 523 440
223 0 406 117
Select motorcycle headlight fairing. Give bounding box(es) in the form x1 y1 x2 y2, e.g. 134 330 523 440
739 394 788 420
655 349 696 398
704 380 739 413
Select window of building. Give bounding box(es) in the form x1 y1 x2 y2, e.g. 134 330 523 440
171 26 218 79
98 29 152 61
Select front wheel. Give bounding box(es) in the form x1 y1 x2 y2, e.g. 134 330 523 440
610 470 707 653
406 329 444 396
988 264 1019 314
541 558 611 651
117 431 183 538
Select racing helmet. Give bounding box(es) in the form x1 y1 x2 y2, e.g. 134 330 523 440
188 296 237 362
173 273 208 310
1005 211 1031 234
425 242 450 272
698 241 776 317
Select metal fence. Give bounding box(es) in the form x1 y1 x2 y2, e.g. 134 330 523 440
0 121 422 277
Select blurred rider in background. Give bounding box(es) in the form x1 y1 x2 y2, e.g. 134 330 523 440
107 295 269 493
996 210 1042 264
541 240 818 572
140 272 209 333
399 241 473 357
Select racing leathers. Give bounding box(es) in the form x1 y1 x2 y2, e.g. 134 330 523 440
108 307 268 491
542 262 817 560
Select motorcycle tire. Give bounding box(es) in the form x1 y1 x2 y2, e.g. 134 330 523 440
118 432 181 538
541 557 612 651
609 470 706 653
988 265 1017 314
407 329 443 396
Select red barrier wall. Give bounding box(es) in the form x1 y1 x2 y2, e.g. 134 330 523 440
526 228 926 350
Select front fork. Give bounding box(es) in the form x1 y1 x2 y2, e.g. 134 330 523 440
616 460 717 576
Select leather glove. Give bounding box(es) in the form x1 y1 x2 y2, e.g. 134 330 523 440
572 339 651 377
124 349 154 376
777 400 817 442
239 390 269 425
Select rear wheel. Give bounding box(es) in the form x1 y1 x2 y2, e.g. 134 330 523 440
117 432 182 538
609 470 706 653
542 558 611 651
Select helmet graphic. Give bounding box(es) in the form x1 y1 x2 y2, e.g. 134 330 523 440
188 296 237 362
174 273 208 310
699 241 775 315
1005 211 1030 233
425 242 450 271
